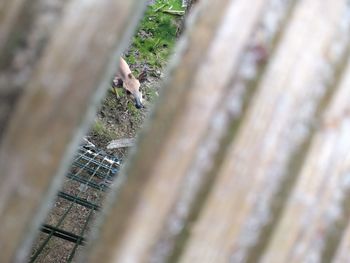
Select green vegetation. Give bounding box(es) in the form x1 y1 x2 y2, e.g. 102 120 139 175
92 0 185 146
145 87 159 103
91 119 117 141
125 0 185 69
120 0 184 120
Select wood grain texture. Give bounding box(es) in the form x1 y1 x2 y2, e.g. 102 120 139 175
0 0 72 140
261 53 350 263
0 0 26 52
0 0 146 262
179 0 350 262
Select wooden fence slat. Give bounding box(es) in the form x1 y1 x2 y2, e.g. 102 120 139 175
178 0 349 262
333 213 350 262
0 0 146 262
151 0 297 261
0 0 72 140
261 54 350 263
84 0 269 262
0 0 26 52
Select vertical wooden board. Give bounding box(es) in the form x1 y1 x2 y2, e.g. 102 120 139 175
261 57 350 262
0 0 26 51
151 0 296 261
0 0 146 262
333 221 350 262
179 0 348 262
85 0 268 262
0 0 73 140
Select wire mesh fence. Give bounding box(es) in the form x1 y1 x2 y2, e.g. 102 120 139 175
29 142 121 262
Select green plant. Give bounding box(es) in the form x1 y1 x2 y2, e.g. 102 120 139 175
91 119 117 141
125 0 184 69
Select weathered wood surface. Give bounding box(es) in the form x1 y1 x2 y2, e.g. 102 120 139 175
107 138 136 149
180 0 350 262
261 56 350 262
1 0 350 262
0 0 26 52
0 0 72 140
0 0 147 262
84 0 350 263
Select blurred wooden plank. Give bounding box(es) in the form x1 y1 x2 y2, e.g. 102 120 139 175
0 0 147 261
179 0 349 262
85 0 268 262
0 0 71 140
107 138 136 149
333 218 350 262
0 0 26 52
261 56 350 262
151 0 296 261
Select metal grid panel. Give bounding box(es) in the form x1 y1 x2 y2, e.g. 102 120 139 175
30 143 120 262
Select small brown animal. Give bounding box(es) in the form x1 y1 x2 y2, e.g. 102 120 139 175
112 57 146 109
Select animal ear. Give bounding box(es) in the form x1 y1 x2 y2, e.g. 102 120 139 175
112 76 123 87
138 70 147 83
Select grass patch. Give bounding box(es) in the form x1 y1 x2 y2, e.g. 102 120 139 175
145 85 159 102
125 0 184 69
128 102 144 124
91 119 117 141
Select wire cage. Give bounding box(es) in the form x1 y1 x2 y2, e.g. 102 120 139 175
29 141 121 262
